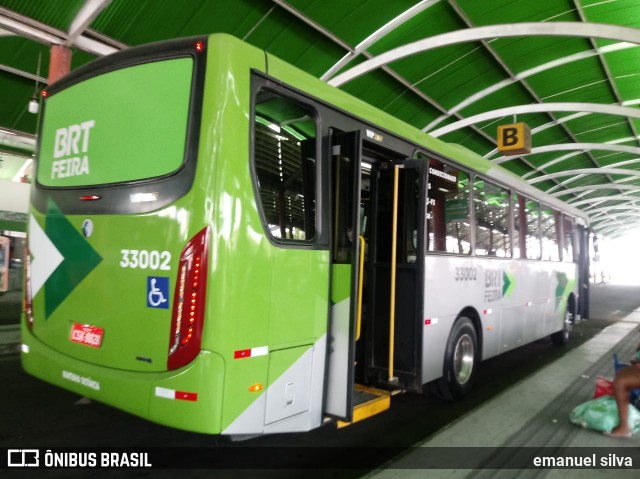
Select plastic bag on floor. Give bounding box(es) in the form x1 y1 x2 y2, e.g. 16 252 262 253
569 395 640 433
593 376 614 399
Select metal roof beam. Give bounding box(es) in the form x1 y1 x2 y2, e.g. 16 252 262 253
589 206 640 220
0 7 119 56
494 143 640 165
0 63 47 84
0 127 36 152
551 183 640 198
429 103 640 138
549 159 640 198
426 42 636 133
321 0 441 81
446 0 613 192
326 17 640 204
604 227 640 239
67 0 112 45
328 22 640 88
593 215 640 230
568 193 640 208
273 1 504 150
0 7 61 44
589 203 640 220
528 167 640 185
572 0 640 148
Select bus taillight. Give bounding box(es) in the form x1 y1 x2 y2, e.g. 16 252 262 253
168 227 209 370
24 246 33 330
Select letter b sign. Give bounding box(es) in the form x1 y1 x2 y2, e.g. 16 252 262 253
497 123 531 155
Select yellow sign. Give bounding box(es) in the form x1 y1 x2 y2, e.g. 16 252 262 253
497 123 531 155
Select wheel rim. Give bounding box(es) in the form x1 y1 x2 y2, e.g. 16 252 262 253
453 333 474 385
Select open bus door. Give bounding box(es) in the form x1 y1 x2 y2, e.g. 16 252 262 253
365 159 425 392
324 130 361 422
323 131 425 425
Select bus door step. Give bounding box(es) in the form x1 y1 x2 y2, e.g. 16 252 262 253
336 384 391 428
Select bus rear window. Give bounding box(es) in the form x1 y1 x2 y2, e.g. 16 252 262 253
37 57 194 187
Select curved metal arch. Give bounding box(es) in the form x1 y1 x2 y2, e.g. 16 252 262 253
328 22 640 88
494 143 640 165
522 152 582 179
600 222 640 238
429 103 640 138
591 211 640 225
527 168 640 185
598 226 640 240
425 41 637 133
547 173 590 193
593 217 640 234
321 0 441 81
551 184 640 198
589 203 640 219
568 194 640 208
606 158 640 169
599 219 640 232
496 138 640 166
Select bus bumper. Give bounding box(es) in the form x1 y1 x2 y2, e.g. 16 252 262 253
20 322 225 434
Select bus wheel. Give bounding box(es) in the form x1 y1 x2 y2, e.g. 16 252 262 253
551 303 574 346
429 316 478 401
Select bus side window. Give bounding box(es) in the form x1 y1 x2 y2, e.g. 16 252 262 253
515 195 541 260
473 177 511 257
426 160 470 255
563 214 576 262
252 91 317 242
541 206 561 261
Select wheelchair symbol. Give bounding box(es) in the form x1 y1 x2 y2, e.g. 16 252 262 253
147 277 169 309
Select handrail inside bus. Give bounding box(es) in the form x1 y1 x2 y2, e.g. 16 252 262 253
356 235 365 341
388 165 400 383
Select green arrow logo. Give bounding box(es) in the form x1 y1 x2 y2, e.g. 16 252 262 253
502 270 515 298
44 199 102 318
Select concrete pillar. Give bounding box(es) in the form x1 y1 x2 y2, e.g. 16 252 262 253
48 45 72 84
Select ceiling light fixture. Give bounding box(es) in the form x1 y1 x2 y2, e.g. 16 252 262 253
28 52 42 115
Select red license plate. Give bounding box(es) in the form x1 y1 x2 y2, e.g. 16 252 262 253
70 323 104 348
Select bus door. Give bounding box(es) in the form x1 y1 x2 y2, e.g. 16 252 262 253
324 131 425 424
366 159 425 391
324 130 361 421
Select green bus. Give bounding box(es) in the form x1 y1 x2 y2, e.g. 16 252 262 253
22 34 590 436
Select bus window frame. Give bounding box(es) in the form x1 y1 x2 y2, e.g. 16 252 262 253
471 175 513 260
249 78 322 249
419 152 474 257
540 203 562 262
515 194 542 261
561 213 577 263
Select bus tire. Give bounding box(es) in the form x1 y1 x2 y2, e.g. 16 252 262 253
429 316 478 401
551 301 574 346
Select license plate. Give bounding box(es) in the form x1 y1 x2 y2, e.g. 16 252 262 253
70 323 104 348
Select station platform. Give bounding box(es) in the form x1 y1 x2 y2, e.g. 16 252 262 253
372 284 640 478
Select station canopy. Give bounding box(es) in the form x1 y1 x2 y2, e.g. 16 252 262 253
2 0 640 238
